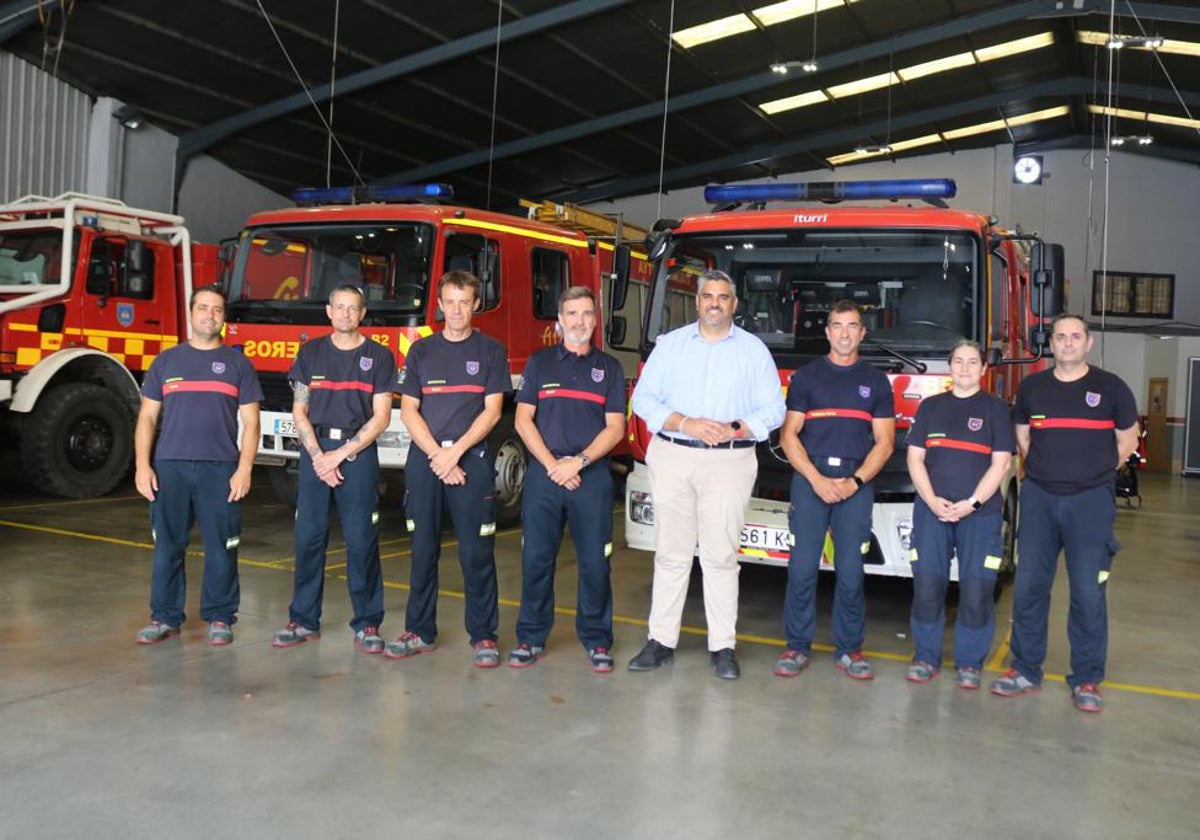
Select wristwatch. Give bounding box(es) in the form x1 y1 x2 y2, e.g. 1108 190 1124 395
578 454 591 467
969 496 982 510
851 475 865 488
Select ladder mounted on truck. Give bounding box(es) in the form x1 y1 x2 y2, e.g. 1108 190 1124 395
520 198 649 244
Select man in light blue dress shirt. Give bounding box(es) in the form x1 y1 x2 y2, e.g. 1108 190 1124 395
627 269 785 680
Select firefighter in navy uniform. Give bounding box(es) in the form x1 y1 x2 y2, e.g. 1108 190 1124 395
386 269 510 667
776 300 895 680
508 286 626 673
134 285 262 646
905 340 1014 689
991 314 1139 712
272 284 397 654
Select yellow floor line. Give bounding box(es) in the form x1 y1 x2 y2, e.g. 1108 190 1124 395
986 627 1012 672
0 494 142 512
4 516 1196 701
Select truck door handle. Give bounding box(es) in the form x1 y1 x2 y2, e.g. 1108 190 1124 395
145 319 160 325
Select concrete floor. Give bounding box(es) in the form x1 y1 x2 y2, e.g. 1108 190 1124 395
1 459 1197 840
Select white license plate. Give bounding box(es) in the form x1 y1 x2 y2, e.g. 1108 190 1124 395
274 418 296 436
740 525 790 553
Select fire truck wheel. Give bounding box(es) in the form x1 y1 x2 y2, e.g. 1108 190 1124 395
21 384 134 498
489 412 527 528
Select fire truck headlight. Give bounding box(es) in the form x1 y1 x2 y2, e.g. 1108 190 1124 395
629 490 655 526
896 517 913 552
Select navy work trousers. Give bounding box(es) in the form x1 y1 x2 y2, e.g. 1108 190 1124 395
909 501 1003 670
1010 480 1118 688
515 460 614 651
149 459 241 627
785 471 874 658
403 446 499 645
290 440 384 634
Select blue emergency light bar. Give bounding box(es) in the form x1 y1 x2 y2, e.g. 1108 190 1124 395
291 183 455 205
703 178 956 204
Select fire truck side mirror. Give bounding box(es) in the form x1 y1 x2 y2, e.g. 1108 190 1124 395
1030 326 1051 352
1029 242 1064 317
607 315 627 347
611 244 631 311
986 346 1003 367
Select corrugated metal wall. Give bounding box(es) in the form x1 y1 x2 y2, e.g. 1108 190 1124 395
0 52 91 200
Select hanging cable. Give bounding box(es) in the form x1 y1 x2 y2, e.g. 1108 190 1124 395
255 0 364 186
484 1 504 211
656 0 677 221
325 0 341 188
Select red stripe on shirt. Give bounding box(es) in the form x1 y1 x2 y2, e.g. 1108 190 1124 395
164 380 239 398
805 408 874 422
1030 417 1116 430
538 388 606 405
926 438 993 455
310 380 374 394
421 384 486 395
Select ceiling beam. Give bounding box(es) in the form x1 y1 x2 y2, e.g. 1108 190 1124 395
378 0 1068 186
1054 1 1200 25
552 78 1100 204
0 0 60 44
177 0 635 158
1019 132 1200 166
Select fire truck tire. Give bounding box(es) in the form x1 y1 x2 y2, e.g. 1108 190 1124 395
489 412 527 528
21 384 133 498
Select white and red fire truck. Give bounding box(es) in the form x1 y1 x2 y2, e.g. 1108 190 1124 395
617 178 1065 579
0 192 219 497
221 184 649 524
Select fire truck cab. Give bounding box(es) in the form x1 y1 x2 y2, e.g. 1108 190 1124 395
223 184 635 524
0 192 213 498
619 178 1065 580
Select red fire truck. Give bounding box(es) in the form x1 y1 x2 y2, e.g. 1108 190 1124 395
617 178 1065 580
0 192 218 497
221 184 647 524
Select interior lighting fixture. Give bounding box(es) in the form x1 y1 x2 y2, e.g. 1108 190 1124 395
854 144 893 155
760 32 1054 116
1106 35 1164 50
113 104 142 130
770 60 820 74
672 0 857 49
1109 135 1154 146
1089 104 1200 132
1078 30 1200 57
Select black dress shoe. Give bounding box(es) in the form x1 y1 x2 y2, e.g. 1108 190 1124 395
627 639 675 671
711 648 740 680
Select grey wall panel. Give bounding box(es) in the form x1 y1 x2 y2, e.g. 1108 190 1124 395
0 52 90 200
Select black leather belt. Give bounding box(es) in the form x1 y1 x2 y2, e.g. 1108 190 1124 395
315 425 358 441
657 432 756 450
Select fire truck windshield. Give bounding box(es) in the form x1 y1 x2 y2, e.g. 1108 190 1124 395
225 222 435 325
647 228 980 364
0 231 65 289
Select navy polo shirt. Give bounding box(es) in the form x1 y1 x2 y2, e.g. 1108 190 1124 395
396 330 510 442
1014 366 1137 494
142 343 263 462
517 344 626 457
787 357 894 462
289 336 397 430
908 390 1015 515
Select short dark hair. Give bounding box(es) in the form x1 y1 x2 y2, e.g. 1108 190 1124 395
947 339 985 365
190 284 226 309
328 284 365 305
558 285 595 313
1050 313 1089 337
830 299 862 317
438 269 481 300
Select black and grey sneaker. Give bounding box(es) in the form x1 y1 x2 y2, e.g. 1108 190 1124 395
272 621 320 648
507 643 544 668
711 648 740 680
627 639 674 672
136 621 180 645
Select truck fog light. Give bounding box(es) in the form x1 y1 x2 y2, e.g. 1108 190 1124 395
629 490 655 525
896 517 913 552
